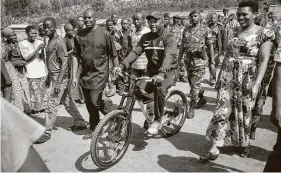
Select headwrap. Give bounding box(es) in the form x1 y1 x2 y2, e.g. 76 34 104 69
1 28 14 37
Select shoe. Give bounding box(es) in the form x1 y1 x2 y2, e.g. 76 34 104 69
34 132 51 144
240 147 250 158
179 76 188 83
187 107 195 119
187 101 196 119
82 133 92 140
210 79 216 86
147 121 161 135
67 124 88 131
118 88 125 96
196 98 207 109
200 152 219 162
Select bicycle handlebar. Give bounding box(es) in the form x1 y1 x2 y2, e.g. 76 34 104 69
117 72 152 83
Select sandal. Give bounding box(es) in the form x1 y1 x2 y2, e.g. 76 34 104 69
200 152 219 162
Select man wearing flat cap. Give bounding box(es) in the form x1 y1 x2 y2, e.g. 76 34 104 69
170 15 188 83
114 14 178 135
179 9 215 119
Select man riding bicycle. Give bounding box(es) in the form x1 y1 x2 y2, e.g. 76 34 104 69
114 14 179 135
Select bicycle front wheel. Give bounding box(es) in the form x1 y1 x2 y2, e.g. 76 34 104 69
90 110 132 169
161 90 188 137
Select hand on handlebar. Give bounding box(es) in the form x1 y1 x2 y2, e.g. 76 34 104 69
113 66 122 76
151 75 164 85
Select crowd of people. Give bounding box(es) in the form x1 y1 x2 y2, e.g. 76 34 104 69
1 0 281 171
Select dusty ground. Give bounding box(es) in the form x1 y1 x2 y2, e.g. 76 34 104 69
32 69 278 172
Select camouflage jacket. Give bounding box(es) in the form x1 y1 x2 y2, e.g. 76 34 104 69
181 24 213 67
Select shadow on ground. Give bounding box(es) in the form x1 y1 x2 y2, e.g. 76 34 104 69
164 131 271 162
75 151 103 172
31 115 90 135
157 154 243 172
258 114 278 133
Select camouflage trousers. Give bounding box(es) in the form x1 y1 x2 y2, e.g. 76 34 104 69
252 58 276 127
43 74 85 131
187 66 206 102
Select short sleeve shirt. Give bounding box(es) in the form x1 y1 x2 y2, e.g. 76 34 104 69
75 26 117 90
45 34 69 77
19 39 48 78
1 98 45 172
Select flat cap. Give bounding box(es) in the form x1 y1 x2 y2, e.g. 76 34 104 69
146 14 163 20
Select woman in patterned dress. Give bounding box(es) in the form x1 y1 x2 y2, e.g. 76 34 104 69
19 25 49 113
1 27 31 113
200 0 274 161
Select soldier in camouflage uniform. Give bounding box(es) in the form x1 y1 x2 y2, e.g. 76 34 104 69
179 10 215 118
170 15 188 83
252 0 281 139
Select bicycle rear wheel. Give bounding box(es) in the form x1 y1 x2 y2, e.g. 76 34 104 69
161 90 188 137
90 110 132 169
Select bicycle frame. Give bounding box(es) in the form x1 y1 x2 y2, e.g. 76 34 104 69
117 73 153 118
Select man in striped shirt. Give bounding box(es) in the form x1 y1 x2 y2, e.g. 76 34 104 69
130 12 150 77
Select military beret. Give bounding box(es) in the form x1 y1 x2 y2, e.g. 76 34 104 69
163 13 171 17
173 15 182 19
189 10 201 16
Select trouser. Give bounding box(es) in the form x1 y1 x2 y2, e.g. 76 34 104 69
143 70 175 121
177 50 186 79
209 54 219 81
131 68 147 77
82 88 117 130
252 59 275 129
264 127 281 172
187 67 206 103
44 74 85 131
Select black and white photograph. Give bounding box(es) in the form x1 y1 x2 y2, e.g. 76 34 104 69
1 0 281 172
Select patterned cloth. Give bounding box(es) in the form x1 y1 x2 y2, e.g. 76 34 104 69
4 62 30 112
27 77 48 111
206 26 274 147
252 15 281 126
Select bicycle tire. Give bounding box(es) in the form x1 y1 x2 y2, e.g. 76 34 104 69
90 110 132 169
161 90 188 137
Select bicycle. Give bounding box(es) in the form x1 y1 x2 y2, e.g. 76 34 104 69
90 72 188 169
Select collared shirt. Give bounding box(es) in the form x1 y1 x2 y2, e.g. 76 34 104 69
75 26 117 90
19 39 48 78
45 33 69 77
131 27 150 69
